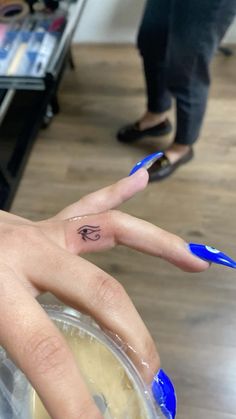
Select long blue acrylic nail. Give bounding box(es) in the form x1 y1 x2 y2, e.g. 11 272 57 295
189 243 236 269
129 152 163 176
152 369 177 419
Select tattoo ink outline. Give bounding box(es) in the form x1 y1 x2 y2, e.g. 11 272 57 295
77 225 101 242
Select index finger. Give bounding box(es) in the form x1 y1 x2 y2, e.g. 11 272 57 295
54 168 149 220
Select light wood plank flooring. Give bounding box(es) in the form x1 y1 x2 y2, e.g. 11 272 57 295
12 45 236 418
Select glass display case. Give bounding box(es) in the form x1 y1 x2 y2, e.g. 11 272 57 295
0 0 85 89
0 0 87 210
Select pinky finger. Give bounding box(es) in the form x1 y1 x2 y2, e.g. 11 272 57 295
0 266 102 419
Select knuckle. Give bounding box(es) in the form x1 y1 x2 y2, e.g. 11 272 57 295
25 333 67 377
2 223 43 247
95 275 126 310
19 224 43 244
107 210 124 244
0 224 21 247
109 209 122 222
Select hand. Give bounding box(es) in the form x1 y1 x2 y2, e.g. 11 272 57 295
0 169 209 418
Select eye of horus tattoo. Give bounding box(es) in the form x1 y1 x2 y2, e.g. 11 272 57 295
77 225 101 242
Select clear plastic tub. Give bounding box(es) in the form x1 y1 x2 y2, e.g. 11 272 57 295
0 306 166 419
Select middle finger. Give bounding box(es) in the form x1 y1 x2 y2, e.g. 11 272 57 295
40 211 209 272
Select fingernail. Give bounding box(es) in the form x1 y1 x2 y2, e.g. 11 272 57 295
152 369 177 419
129 152 163 176
188 243 236 269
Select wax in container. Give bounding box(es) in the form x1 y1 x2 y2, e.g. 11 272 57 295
0 306 166 419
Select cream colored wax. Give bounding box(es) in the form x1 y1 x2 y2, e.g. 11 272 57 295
32 320 148 419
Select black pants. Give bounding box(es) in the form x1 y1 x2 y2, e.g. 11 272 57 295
137 0 236 145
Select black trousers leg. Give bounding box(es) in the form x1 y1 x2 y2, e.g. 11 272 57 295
137 0 172 113
168 0 236 145
137 0 236 145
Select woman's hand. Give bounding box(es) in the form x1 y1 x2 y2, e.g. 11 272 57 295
0 169 209 418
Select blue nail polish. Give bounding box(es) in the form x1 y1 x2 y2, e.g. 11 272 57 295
189 243 236 269
129 152 164 176
152 369 177 419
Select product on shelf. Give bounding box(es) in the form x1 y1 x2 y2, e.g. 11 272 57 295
0 12 66 77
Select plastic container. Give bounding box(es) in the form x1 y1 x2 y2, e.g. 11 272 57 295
0 306 166 419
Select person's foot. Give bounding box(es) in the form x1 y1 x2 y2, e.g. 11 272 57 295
138 111 168 130
147 144 194 182
117 111 172 143
165 144 192 164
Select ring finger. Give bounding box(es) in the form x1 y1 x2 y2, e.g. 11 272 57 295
27 243 160 384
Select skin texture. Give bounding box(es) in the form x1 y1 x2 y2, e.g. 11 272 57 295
0 169 209 418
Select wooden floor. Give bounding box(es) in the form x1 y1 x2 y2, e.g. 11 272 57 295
12 45 236 418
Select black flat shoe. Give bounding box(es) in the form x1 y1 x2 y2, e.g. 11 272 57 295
117 119 172 143
148 148 194 182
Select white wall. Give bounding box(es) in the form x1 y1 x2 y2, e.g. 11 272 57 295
74 0 236 44
74 0 145 43
223 19 236 43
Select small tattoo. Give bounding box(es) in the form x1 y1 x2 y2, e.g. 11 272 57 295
77 225 101 242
